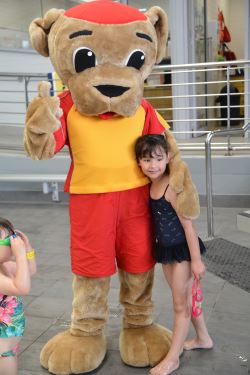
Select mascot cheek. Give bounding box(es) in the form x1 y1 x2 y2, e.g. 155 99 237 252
111 79 144 117
68 75 109 115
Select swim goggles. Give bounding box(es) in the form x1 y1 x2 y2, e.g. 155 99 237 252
0 233 16 246
191 277 203 318
0 236 11 246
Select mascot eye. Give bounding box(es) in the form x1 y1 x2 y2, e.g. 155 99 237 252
73 47 96 73
126 50 145 70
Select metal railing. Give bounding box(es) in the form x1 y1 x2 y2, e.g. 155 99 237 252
0 174 66 201
205 121 250 238
1 59 250 138
148 59 250 146
0 61 250 231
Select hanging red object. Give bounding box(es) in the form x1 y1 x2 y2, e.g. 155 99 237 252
218 9 231 43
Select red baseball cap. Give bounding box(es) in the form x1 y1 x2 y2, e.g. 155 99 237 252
64 0 147 24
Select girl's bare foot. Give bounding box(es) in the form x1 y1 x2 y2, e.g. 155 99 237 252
149 358 179 375
183 337 213 351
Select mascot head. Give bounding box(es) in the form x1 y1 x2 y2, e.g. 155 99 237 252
29 0 168 116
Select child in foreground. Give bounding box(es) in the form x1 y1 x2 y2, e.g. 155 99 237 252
0 217 37 375
135 134 213 375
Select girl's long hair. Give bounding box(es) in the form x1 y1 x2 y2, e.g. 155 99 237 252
0 217 15 236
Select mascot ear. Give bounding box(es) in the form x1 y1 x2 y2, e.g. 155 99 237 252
29 9 64 57
145 6 168 63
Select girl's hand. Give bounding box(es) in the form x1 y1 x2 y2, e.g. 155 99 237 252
10 235 26 257
191 259 206 280
15 230 32 250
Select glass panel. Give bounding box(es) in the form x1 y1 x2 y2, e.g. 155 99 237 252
41 0 80 14
194 0 208 130
127 0 168 13
0 0 80 50
0 0 40 31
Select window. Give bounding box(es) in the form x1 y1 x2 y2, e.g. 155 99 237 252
0 0 80 50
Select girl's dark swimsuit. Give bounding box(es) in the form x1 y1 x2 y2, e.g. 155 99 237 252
150 185 206 264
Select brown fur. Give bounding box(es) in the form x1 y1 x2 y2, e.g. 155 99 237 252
24 3 199 374
120 324 172 367
71 275 110 336
24 82 62 159
40 331 107 374
118 269 172 366
28 14 166 117
164 129 200 219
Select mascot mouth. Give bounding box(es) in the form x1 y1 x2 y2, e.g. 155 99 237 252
99 112 116 119
95 85 129 98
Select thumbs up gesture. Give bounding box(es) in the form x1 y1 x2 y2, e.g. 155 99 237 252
24 81 63 160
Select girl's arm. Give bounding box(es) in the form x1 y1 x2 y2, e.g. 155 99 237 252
0 236 31 296
15 230 37 276
179 218 205 279
1 261 17 278
167 187 205 279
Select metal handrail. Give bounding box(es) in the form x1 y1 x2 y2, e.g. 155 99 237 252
0 59 247 78
0 174 66 182
1 59 250 131
0 174 66 202
1 63 250 208
152 59 250 71
205 122 250 238
1 142 250 154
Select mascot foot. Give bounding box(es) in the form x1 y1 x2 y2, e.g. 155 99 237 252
119 324 172 367
40 330 106 375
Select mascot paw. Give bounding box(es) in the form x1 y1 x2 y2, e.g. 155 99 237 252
169 176 184 194
119 324 172 367
40 330 106 375
169 168 185 193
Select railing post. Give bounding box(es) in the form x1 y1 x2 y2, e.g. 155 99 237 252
226 66 232 155
42 181 60 202
205 132 214 238
24 76 30 109
205 123 249 238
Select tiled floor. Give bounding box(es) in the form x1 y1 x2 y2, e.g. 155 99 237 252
0 203 249 375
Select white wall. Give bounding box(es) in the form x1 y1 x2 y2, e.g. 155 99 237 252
128 0 169 14
0 50 54 126
228 0 245 60
207 0 245 60
0 49 53 74
0 0 79 31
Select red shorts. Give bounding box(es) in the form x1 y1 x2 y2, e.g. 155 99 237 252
69 185 155 277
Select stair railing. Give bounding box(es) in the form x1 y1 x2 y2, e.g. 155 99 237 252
205 121 250 238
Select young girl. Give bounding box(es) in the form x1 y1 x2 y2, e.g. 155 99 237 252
135 134 213 375
0 217 36 375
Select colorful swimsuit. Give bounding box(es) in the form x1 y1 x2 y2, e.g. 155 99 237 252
0 294 26 357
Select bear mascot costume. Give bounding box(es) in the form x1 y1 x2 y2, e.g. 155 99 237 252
24 1 199 374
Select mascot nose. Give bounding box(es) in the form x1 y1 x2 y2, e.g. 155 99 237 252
95 85 129 97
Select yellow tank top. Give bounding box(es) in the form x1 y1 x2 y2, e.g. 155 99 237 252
67 105 150 193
